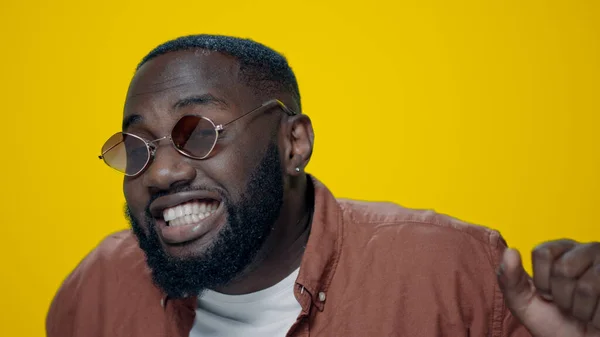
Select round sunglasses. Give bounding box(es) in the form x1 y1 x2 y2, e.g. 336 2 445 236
99 99 297 176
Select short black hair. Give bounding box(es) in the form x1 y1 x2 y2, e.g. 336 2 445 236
137 34 301 111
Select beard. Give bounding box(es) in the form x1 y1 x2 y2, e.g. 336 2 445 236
126 141 284 298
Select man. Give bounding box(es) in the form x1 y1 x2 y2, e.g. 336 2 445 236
47 34 600 336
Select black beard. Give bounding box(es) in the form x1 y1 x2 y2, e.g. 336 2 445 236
126 141 284 298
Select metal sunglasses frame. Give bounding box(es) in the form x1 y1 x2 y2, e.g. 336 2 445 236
98 99 298 176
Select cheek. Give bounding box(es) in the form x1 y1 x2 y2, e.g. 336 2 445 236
208 153 253 199
207 136 268 198
123 179 148 215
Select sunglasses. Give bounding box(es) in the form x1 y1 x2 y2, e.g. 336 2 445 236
99 99 297 176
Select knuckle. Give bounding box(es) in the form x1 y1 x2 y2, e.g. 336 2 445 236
589 242 600 252
553 261 577 277
532 246 552 260
572 308 591 322
579 242 599 251
575 280 597 297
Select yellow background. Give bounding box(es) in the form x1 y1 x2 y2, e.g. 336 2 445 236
1 0 598 335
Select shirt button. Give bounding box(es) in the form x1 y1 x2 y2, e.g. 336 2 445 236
318 291 326 302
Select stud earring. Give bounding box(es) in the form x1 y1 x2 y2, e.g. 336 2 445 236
295 167 301 172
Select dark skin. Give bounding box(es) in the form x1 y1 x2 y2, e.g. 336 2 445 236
500 242 600 336
122 49 600 335
123 50 314 294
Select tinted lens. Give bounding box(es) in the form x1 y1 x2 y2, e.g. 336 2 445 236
101 133 149 175
172 116 218 158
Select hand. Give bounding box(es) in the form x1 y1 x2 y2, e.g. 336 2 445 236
497 240 600 337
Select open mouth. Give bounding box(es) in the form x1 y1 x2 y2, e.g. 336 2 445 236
149 193 225 246
163 199 220 227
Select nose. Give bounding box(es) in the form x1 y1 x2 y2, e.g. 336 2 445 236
142 142 197 192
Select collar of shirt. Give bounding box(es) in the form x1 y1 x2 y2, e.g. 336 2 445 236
160 175 343 314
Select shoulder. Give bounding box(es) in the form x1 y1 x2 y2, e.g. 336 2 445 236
49 229 150 298
338 198 506 254
46 230 155 336
336 199 508 281
72 229 148 278
335 199 510 327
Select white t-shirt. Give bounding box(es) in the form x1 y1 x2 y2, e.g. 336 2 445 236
189 269 302 337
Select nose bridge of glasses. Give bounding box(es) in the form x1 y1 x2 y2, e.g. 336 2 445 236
145 135 173 156
148 135 171 146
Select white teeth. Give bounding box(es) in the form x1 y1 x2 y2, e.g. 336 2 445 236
166 209 175 221
162 200 219 225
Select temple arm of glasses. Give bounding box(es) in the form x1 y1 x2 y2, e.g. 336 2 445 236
98 140 123 160
274 99 298 116
220 99 298 128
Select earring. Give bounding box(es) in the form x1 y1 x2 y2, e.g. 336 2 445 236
295 167 301 172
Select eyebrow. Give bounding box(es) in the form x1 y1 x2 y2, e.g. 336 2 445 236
173 93 228 110
122 93 229 131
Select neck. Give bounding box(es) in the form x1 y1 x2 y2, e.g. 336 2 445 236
213 175 312 295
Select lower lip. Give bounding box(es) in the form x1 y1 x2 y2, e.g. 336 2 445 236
158 204 224 245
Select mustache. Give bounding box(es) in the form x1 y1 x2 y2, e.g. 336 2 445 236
147 184 228 211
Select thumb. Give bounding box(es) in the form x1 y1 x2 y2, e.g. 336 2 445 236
497 248 580 337
497 248 536 315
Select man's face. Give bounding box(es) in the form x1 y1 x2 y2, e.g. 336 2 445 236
122 50 286 298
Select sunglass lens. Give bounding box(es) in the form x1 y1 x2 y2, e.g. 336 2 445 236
101 133 149 176
172 116 218 158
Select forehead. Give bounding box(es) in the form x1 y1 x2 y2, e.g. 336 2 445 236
124 50 249 122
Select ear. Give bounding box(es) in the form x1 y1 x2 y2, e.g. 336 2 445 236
282 114 314 176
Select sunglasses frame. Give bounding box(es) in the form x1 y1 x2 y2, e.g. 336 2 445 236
99 99 298 177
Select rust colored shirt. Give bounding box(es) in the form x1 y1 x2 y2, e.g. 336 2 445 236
47 178 533 336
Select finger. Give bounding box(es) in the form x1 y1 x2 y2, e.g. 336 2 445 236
593 304 600 331
532 239 577 297
585 323 600 336
498 248 535 315
550 275 576 312
589 265 600 330
552 243 600 278
571 266 600 322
